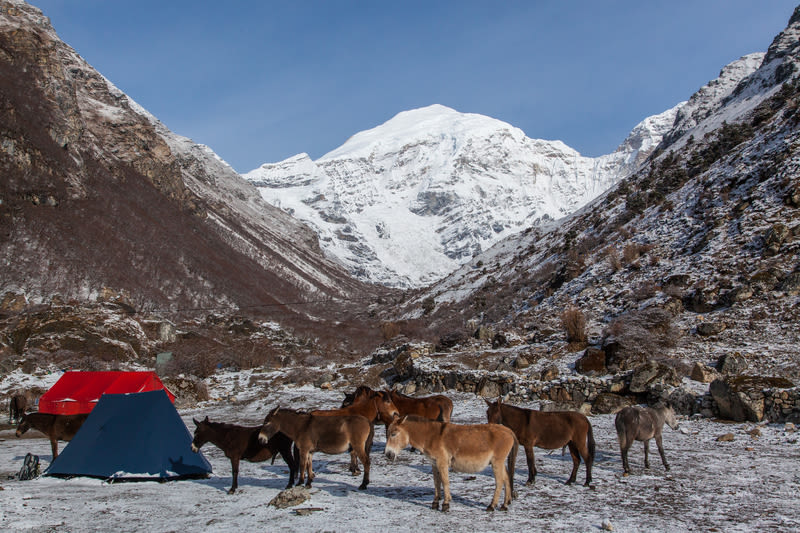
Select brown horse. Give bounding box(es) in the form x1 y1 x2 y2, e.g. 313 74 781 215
485 397 595 486
615 404 679 475
350 386 453 423
9 394 28 423
191 416 299 494
259 407 374 490
313 390 399 474
15 412 89 459
385 415 517 512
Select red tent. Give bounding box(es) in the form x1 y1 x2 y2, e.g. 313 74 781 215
38 371 176 415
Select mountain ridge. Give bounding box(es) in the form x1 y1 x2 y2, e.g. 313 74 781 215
245 101 694 288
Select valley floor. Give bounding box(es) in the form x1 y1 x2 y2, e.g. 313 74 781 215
0 385 798 532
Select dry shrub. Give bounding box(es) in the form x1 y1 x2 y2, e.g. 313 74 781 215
380 321 401 341
605 246 622 272
622 242 641 263
633 281 659 301
560 307 587 345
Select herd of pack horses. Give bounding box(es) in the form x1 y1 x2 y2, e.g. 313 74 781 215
8 386 679 512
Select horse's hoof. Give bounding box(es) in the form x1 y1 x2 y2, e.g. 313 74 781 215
499 505 509 512
441 503 450 513
565 480 575 485
358 483 368 490
227 489 236 495
431 502 439 511
622 472 630 477
305 482 312 488
525 480 534 486
485 505 495 512
665 466 671 471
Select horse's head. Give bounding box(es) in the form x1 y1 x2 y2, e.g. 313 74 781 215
341 392 356 408
384 414 410 461
374 391 400 426
663 405 679 431
485 397 503 424
258 406 283 444
15 414 30 438
190 416 212 453
353 386 374 403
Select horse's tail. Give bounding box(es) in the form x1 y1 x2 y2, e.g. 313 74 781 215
366 422 375 457
507 431 518 499
587 420 596 462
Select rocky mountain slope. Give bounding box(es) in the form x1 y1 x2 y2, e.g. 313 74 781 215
245 102 686 288
0 0 390 364
401 7 800 387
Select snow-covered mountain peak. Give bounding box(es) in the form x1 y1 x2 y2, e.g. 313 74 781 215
321 104 524 161
245 101 679 288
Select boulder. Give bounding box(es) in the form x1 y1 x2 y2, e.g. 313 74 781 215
710 375 795 422
575 347 607 376
474 326 494 342
696 321 727 336
763 223 789 256
779 270 800 296
539 365 560 381
665 386 699 415
690 362 720 383
717 352 748 375
540 401 592 416
629 361 681 393
591 393 633 414
512 355 530 369
268 486 311 509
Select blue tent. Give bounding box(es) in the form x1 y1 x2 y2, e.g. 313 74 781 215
45 389 211 480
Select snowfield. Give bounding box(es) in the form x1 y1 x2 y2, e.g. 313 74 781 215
1 383 798 532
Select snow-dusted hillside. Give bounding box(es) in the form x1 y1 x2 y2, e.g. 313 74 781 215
245 103 685 288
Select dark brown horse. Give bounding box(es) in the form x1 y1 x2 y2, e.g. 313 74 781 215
191 416 299 494
9 393 28 423
615 404 679 475
350 386 453 423
259 407 374 490
385 415 518 512
15 412 89 459
485 397 595 486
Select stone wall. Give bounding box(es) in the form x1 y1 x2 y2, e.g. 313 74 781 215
394 355 800 422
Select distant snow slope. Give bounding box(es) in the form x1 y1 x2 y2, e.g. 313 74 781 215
245 103 684 288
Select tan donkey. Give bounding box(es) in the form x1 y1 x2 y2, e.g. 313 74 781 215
385 415 517 512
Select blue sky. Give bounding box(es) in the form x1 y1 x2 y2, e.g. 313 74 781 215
33 1 798 173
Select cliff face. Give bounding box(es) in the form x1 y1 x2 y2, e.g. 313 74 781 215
0 0 379 321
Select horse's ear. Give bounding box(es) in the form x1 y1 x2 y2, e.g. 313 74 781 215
398 415 408 424
204 415 209 423
497 396 503 405
193 418 200 426
484 398 493 407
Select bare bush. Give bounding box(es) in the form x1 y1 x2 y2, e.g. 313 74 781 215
605 246 621 272
633 281 659 301
622 242 641 264
380 321 401 340
560 307 587 345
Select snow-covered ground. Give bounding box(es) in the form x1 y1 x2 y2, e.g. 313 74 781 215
1 383 798 532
